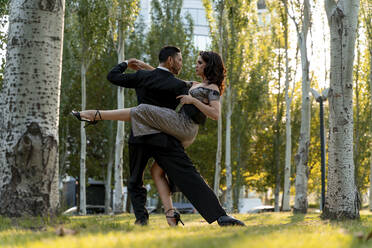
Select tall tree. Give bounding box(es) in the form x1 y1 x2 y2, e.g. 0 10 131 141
288 0 311 214
73 0 109 215
107 0 139 214
323 0 360 219
281 0 296 211
0 0 65 216
202 0 225 198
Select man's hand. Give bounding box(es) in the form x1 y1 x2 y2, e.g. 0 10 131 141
127 58 142 70
127 59 154 71
176 95 195 105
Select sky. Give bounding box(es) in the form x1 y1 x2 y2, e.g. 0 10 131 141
0 16 8 66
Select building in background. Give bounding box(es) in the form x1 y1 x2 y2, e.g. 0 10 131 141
181 0 211 50
139 0 211 50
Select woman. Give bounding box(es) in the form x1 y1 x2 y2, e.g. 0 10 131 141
72 51 225 226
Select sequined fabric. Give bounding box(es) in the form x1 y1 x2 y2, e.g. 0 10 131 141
130 86 220 143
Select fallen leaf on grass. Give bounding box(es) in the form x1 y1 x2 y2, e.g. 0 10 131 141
55 226 78 237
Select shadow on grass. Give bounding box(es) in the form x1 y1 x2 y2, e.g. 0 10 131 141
288 213 305 224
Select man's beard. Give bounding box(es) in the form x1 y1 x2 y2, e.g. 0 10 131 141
172 65 180 75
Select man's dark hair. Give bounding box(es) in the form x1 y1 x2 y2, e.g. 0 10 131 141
158 46 181 63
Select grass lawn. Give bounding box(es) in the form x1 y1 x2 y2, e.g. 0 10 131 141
1 210 372 248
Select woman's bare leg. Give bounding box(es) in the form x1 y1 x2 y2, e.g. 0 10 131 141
150 161 177 226
78 109 131 122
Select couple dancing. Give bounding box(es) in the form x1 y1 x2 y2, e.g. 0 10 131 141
72 46 244 227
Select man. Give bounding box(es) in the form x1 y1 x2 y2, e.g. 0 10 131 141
107 46 244 226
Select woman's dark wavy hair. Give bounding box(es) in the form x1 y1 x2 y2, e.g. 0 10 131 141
199 51 226 95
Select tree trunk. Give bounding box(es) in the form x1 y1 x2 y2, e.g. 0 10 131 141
0 0 64 217
214 105 223 197
214 2 224 198
294 0 311 214
225 85 233 212
79 61 87 215
323 0 360 220
113 26 125 214
274 49 282 213
274 128 281 212
282 0 291 211
353 33 360 192
105 122 114 214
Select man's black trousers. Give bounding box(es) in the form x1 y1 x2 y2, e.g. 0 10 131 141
128 136 226 224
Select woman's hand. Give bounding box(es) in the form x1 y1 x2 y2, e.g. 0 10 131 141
176 94 195 105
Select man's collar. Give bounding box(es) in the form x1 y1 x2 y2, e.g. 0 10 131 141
157 66 171 73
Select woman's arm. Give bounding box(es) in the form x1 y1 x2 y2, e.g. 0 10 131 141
177 95 220 120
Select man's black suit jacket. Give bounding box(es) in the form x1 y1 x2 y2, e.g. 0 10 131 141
107 62 189 147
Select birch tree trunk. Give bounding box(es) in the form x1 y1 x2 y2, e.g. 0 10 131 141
283 71 292 209
353 34 360 191
282 0 291 211
214 2 225 198
274 49 283 213
225 84 233 212
0 0 64 217
113 25 125 214
214 101 223 196
293 0 311 214
105 136 114 214
323 0 360 219
104 118 115 214
79 61 87 215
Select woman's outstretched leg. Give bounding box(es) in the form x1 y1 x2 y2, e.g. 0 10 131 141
150 161 177 226
78 109 131 122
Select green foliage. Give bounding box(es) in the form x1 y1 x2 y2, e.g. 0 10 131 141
69 0 110 65
146 0 197 80
60 0 112 180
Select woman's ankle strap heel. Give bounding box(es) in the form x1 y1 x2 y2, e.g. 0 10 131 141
165 208 184 226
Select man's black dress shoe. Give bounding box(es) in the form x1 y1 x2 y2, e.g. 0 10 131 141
134 218 148 226
217 215 245 226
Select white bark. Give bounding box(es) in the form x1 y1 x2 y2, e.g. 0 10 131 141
293 0 311 213
323 0 359 219
214 3 224 198
105 137 114 214
354 35 360 188
0 0 64 216
113 25 125 214
79 62 87 215
214 104 223 196
282 11 292 211
225 85 233 212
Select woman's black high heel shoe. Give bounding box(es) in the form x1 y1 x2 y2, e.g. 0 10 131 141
165 208 184 226
71 110 102 128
